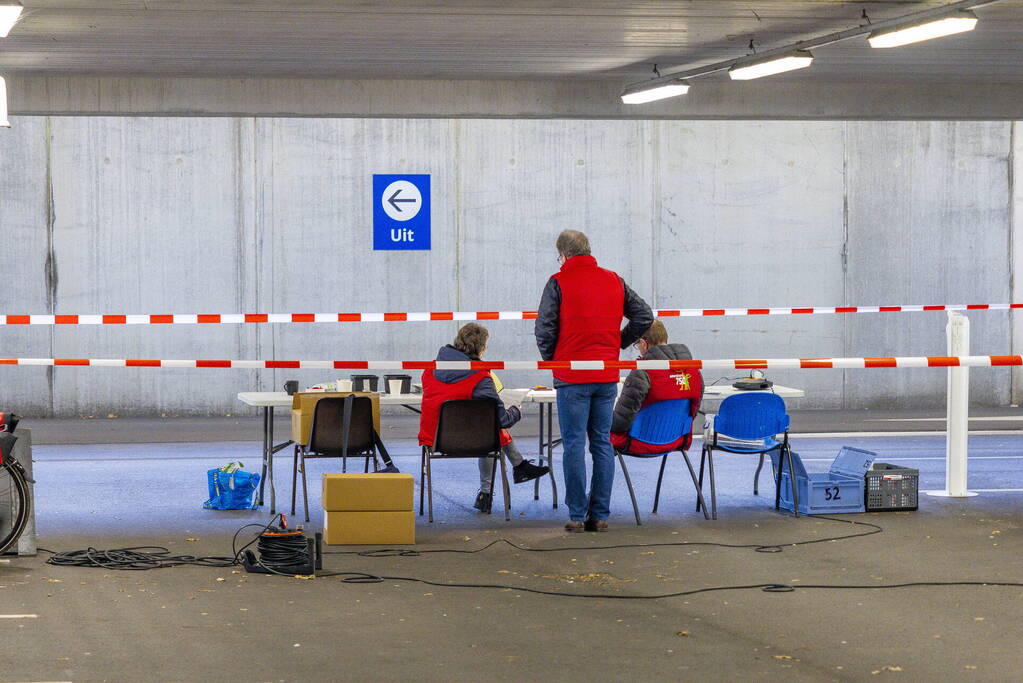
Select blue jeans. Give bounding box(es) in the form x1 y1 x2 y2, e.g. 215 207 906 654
556 382 618 522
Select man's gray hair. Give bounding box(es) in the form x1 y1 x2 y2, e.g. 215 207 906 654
556 230 591 258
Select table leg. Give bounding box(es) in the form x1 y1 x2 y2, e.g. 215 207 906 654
547 403 558 509
534 401 544 501
267 406 276 514
258 408 269 506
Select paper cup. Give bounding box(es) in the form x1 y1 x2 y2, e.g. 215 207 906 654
336 379 353 392
388 379 403 395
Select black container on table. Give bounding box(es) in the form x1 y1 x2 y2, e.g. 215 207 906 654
284 380 299 396
383 374 412 394
351 374 379 392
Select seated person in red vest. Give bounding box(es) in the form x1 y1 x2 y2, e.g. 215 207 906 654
418 323 550 513
610 320 703 454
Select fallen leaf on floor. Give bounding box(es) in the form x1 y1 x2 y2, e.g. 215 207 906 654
772 654 793 660
185 538 199 542
965 665 977 670
641 552 655 555
216 577 226 582
871 665 903 674
462 536 471 542
974 617 985 621
676 631 689 637
293 575 315 580
497 570 511 574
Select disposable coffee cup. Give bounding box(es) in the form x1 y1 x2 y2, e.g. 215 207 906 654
388 379 403 395
284 380 299 395
336 379 353 393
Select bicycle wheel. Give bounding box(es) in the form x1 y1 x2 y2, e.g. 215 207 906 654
0 460 30 555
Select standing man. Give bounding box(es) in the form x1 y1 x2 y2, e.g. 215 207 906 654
535 230 653 532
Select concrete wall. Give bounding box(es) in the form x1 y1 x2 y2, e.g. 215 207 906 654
0 117 1016 416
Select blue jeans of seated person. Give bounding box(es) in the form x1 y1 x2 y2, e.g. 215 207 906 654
556 382 617 522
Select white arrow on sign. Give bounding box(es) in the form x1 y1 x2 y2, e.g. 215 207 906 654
381 180 422 222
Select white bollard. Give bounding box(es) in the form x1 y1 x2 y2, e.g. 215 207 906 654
927 311 977 498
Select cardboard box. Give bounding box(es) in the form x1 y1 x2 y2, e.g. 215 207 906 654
323 510 415 545
290 392 381 446
322 473 413 512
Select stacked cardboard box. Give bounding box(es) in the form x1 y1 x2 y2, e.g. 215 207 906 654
322 473 415 545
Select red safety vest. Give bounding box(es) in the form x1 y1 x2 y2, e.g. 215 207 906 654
418 369 513 448
551 255 624 384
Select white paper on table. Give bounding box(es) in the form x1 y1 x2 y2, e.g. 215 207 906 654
499 388 531 411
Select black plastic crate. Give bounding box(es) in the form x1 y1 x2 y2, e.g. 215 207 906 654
865 463 918 511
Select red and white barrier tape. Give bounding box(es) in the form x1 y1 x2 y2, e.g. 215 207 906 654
1 356 1020 370
0 303 1021 326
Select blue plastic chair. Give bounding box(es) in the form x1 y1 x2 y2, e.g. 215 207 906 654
615 399 710 525
699 392 800 519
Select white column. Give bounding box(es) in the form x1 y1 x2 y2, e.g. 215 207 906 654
928 311 977 497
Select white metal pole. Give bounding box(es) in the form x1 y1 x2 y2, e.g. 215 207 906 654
928 311 977 498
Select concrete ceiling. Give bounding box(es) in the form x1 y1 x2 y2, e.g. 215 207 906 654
2 1 1022 83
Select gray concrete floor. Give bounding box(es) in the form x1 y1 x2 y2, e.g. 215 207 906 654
5 416 1023 681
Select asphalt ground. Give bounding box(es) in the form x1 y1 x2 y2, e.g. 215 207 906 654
4 417 1023 682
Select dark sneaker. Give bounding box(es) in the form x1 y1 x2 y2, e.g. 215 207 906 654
584 518 609 532
473 491 493 513
564 521 585 533
513 460 550 484
379 464 400 473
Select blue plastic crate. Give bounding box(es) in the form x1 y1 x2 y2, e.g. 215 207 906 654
771 447 876 515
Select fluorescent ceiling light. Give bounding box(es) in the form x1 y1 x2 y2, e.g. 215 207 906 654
0 77 10 127
729 50 814 80
620 79 690 104
868 11 978 48
0 4 22 38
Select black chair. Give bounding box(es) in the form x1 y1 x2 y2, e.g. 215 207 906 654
291 395 382 522
420 399 510 523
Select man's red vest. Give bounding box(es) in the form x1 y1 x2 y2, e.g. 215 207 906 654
418 369 512 448
551 255 624 384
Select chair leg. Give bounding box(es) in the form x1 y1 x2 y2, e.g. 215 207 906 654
775 448 785 511
290 445 299 516
754 453 765 495
426 451 434 523
681 451 711 521
418 447 426 516
706 450 717 520
498 452 511 522
618 454 641 526
786 446 800 517
653 454 669 514
364 455 370 473
341 454 347 474
488 458 499 515
300 450 310 524
696 447 707 513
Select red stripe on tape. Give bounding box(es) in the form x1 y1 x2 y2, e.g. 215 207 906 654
522 311 538 320
338 314 362 322
265 361 300 369
1012 304 1023 310
332 361 370 369
864 358 897 368
477 312 500 320
747 309 770 315
878 307 902 313
430 312 454 321
966 305 990 310
990 356 1023 366
791 308 814 315
103 315 127 324
927 356 960 367
384 313 407 321
800 359 834 368
734 359 769 369
7 315 29 325
197 314 221 324
400 361 436 370
245 314 269 323
0 358 18 364
703 309 725 316
151 315 174 324
55 358 90 366
196 360 233 368
55 315 78 324
835 307 858 313
291 314 315 323
126 359 162 367
657 310 682 317
923 306 946 312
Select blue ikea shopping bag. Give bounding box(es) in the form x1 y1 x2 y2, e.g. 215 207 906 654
203 462 261 510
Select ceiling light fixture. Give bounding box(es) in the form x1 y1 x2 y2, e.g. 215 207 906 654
617 0 1006 103
620 79 690 104
0 77 10 127
728 50 814 81
868 10 978 48
0 3 22 38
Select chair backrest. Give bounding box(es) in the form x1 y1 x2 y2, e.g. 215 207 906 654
434 399 501 456
628 399 693 446
714 392 790 440
308 396 375 454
